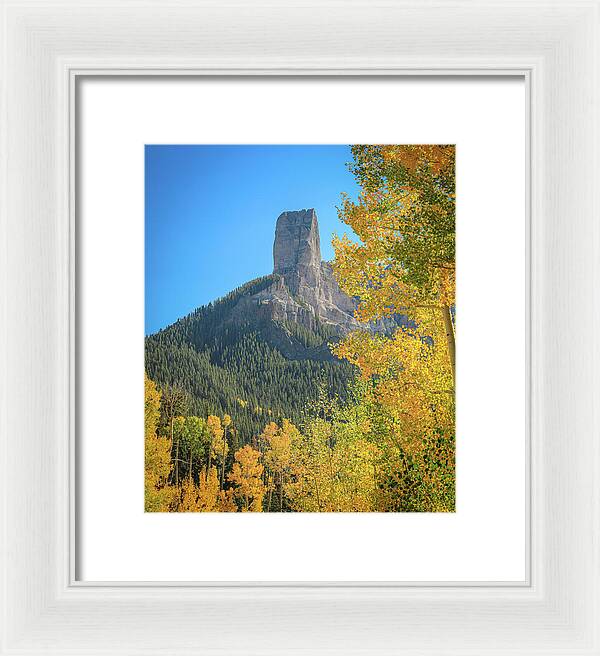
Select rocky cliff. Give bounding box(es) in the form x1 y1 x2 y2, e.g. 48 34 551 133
231 208 363 336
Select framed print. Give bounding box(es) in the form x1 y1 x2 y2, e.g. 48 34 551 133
77 77 526 583
1 1 599 654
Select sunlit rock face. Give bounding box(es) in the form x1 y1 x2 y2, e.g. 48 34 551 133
268 209 360 333
227 209 406 359
273 209 322 294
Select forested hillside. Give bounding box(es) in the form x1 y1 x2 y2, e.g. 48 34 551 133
145 275 356 441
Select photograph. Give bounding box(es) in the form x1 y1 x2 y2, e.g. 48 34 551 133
144 144 455 512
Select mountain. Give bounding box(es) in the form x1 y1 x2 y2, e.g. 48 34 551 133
145 209 403 442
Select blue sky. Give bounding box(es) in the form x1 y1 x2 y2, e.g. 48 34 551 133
145 145 360 334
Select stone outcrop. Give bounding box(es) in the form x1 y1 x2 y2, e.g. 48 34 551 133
227 209 405 358
264 209 361 333
273 209 321 295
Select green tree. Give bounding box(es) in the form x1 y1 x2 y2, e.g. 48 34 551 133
160 386 188 484
173 415 210 482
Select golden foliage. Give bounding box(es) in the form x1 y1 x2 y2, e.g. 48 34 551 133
174 467 236 512
330 144 456 509
227 445 265 512
283 416 377 512
333 144 455 312
144 372 161 439
207 414 223 440
333 145 456 453
144 374 176 512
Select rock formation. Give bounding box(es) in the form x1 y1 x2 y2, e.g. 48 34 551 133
273 209 322 294
235 209 361 334
227 207 406 346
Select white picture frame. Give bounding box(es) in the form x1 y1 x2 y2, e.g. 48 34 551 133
1 1 598 653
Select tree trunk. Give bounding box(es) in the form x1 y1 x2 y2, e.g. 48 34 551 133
313 476 322 511
267 475 273 512
220 427 227 490
172 417 180 485
279 473 284 512
441 304 456 386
